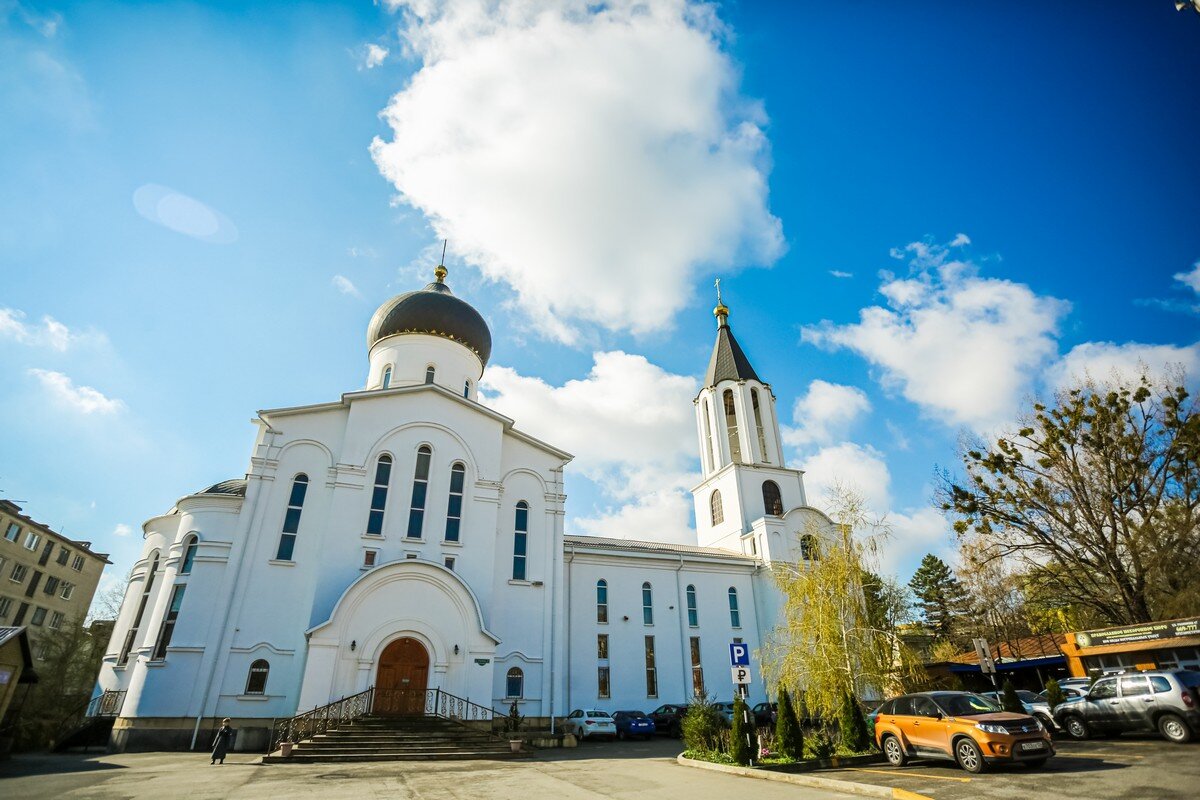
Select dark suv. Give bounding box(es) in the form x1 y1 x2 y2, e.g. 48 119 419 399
648 703 690 737
1053 670 1200 743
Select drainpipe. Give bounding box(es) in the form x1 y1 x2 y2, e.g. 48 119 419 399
675 554 689 694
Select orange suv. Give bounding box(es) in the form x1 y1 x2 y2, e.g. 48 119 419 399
873 691 1055 773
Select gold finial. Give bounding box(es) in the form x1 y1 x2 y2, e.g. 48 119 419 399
713 277 730 325
434 239 448 283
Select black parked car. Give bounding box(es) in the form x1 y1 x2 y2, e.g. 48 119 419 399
648 703 690 737
752 702 777 727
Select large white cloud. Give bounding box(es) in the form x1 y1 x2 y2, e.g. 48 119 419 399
482 350 700 542
803 238 1069 431
1046 340 1200 389
0 307 83 351
782 379 871 447
798 442 892 514
372 0 782 343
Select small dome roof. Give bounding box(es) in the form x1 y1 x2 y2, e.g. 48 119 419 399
366 275 492 366
199 479 247 497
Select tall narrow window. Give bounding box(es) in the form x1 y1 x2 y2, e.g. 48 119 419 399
801 534 820 561
512 501 529 580
445 463 465 542
180 535 199 575
597 633 609 659
762 480 783 516
642 582 653 625
751 388 769 463
276 474 309 560
425 365 436 384
723 389 741 463
245 659 270 695
702 398 714 472
598 666 611 698
710 490 724 526
118 551 160 665
728 587 741 628
463 380 471 398
152 584 186 660
406 446 432 539
506 667 523 698
382 366 392 389
596 579 608 623
367 455 393 535
690 636 704 696
686 584 698 627
644 636 658 697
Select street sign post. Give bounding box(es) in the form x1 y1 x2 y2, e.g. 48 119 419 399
729 643 750 666
973 637 998 686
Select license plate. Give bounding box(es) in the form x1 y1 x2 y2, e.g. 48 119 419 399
1020 741 1045 751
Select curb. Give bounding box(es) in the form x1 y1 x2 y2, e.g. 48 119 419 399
676 755 932 800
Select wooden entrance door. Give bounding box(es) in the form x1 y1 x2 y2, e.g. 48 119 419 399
375 637 430 715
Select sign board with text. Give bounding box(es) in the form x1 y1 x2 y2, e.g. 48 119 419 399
731 665 752 685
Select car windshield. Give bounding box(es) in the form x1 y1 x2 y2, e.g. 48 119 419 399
1016 691 1042 703
934 693 1002 717
586 711 611 718
618 710 645 717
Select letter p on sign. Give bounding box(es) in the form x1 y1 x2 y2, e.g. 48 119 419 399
729 643 749 666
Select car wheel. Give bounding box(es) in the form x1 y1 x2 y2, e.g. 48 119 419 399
1158 713 1193 744
1024 758 1047 769
954 738 986 774
882 735 907 767
1064 716 1090 740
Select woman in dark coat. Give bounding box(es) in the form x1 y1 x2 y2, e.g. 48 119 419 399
211 718 235 764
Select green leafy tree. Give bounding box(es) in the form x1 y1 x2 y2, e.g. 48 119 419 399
1044 678 1065 710
941 373 1200 625
838 692 870 753
680 695 723 754
729 697 752 765
774 687 803 759
908 554 969 642
1000 679 1023 714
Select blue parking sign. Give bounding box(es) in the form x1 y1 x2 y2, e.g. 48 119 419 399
729 642 750 666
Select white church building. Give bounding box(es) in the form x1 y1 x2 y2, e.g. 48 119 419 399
95 265 834 751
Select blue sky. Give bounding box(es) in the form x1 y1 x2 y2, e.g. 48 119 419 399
2 0 1198 605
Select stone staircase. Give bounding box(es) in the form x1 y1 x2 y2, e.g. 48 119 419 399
263 715 525 763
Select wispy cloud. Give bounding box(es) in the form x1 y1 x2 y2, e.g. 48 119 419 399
372 0 782 344
0 307 97 351
359 43 389 69
112 523 132 537
828 270 853 279
332 274 361 297
28 368 125 415
132 184 238 243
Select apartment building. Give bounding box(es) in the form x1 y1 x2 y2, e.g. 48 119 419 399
0 500 109 659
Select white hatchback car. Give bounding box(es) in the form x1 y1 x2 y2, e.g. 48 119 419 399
563 708 617 740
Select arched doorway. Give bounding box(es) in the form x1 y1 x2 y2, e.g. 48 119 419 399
374 637 430 715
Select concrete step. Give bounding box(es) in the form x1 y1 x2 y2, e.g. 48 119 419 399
264 751 527 764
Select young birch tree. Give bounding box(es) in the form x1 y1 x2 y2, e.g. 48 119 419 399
763 486 918 725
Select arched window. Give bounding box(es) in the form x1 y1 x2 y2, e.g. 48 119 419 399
702 398 714 472
710 490 724 526
751 388 769 463
800 534 820 561
180 535 199 575
506 667 524 698
642 582 653 625
596 579 608 623
728 587 741 628
245 659 270 695
406 446 432 539
367 455 392 535
723 389 741 462
686 584 698 627
512 501 528 580
425 365 436 385
463 380 471 398
762 480 783 516
118 550 160 665
276 474 309 560
445 463 466 542
382 365 393 389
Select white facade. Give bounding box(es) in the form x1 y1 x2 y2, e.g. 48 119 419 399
95 273 836 751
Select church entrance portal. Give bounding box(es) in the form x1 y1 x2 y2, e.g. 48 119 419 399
374 637 430 715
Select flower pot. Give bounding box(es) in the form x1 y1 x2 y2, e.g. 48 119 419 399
280 741 294 757
509 739 522 753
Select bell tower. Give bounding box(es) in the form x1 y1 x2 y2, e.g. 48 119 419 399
692 282 807 554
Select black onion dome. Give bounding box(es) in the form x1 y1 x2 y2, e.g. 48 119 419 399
366 278 492 366
199 479 247 497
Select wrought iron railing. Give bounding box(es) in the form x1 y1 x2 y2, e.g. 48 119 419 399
88 690 126 717
50 690 126 751
271 687 374 752
373 687 496 723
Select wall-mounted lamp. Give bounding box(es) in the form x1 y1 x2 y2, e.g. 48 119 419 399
350 640 357 652
622 615 630 621
668 605 675 610
454 644 460 655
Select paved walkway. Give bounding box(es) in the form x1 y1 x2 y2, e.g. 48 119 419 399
0 739 860 800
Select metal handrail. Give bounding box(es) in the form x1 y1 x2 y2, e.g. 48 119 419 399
270 687 375 752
